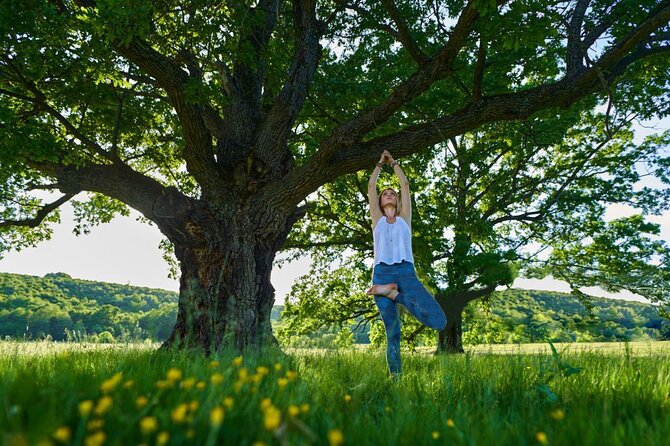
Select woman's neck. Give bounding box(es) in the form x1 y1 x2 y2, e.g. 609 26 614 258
384 207 397 219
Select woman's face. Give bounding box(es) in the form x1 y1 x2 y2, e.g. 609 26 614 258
380 189 397 208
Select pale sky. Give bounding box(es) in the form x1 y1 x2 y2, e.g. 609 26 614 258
1 118 668 305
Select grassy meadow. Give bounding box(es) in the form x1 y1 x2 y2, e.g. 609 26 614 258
1 341 669 446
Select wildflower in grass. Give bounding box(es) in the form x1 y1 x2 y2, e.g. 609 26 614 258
196 381 206 390
328 429 344 446
87 419 104 431
211 373 224 385
100 373 123 393
344 394 352 403
256 366 269 376
446 419 455 428
432 431 440 440
123 380 134 389
94 396 113 416
210 360 220 368
84 431 106 446
253 442 266 446
260 398 272 411
136 396 149 409
263 406 282 431
171 404 189 423
286 371 298 381
288 405 300 417
189 400 199 412
239 368 249 381
300 403 310 413
232 356 243 366
181 377 196 389
551 409 565 421
252 373 264 385
157 431 170 446
536 431 548 445
274 363 282 371
37 439 54 446
167 368 182 382
277 378 288 389
156 380 171 389
52 426 71 443
140 416 158 434
223 397 234 409
79 400 94 417
210 406 225 426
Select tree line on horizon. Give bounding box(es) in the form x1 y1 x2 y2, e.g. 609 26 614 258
0 272 667 345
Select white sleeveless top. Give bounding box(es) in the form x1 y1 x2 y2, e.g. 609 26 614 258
373 216 414 266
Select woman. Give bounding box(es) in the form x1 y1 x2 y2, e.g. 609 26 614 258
366 150 447 376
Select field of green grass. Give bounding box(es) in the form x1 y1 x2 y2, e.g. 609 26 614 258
1 341 669 445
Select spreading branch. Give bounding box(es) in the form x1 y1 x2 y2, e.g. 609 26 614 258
0 194 76 229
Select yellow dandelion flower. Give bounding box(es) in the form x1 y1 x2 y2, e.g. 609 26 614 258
536 432 548 445
328 429 344 446
86 419 104 431
263 406 281 431
94 396 113 416
52 426 71 443
300 403 310 413
123 380 134 389
253 442 266 446
37 439 54 446
252 374 264 384
196 381 206 390
79 400 94 417
446 418 455 428
286 371 298 381
140 416 158 434
233 381 243 393
84 431 106 446
260 398 272 411
288 405 300 417
274 363 282 371
156 380 171 389
189 400 199 412
210 360 220 368
181 377 196 389
343 394 352 403
432 431 440 440
135 396 149 409
256 366 269 376
156 431 169 446
223 397 234 409
211 373 224 385
238 368 249 381
551 409 565 421
232 356 243 367
171 404 189 423
166 368 182 382
277 378 288 389
210 406 225 426
100 372 123 393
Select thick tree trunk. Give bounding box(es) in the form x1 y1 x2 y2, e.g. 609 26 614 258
438 303 465 354
160 207 291 354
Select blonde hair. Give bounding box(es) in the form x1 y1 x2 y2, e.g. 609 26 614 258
378 188 402 217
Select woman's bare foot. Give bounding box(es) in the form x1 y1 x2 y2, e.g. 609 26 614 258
366 283 399 300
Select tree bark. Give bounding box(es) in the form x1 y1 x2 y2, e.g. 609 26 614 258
438 301 466 353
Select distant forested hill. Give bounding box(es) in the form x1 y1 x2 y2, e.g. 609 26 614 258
0 272 667 343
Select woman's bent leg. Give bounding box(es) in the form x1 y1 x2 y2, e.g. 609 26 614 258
396 270 447 330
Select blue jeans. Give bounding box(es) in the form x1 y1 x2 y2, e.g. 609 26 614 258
372 261 447 376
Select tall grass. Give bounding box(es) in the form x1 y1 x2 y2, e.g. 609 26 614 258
1 341 668 445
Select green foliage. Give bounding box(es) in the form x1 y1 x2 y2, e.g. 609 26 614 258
0 272 177 342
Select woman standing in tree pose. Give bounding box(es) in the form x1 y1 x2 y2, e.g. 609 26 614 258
366 150 447 376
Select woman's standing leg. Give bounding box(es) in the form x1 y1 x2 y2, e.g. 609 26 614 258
373 265 402 376
374 296 401 376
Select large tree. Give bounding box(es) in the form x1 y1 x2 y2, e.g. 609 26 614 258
1 0 669 352
280 110 670 352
